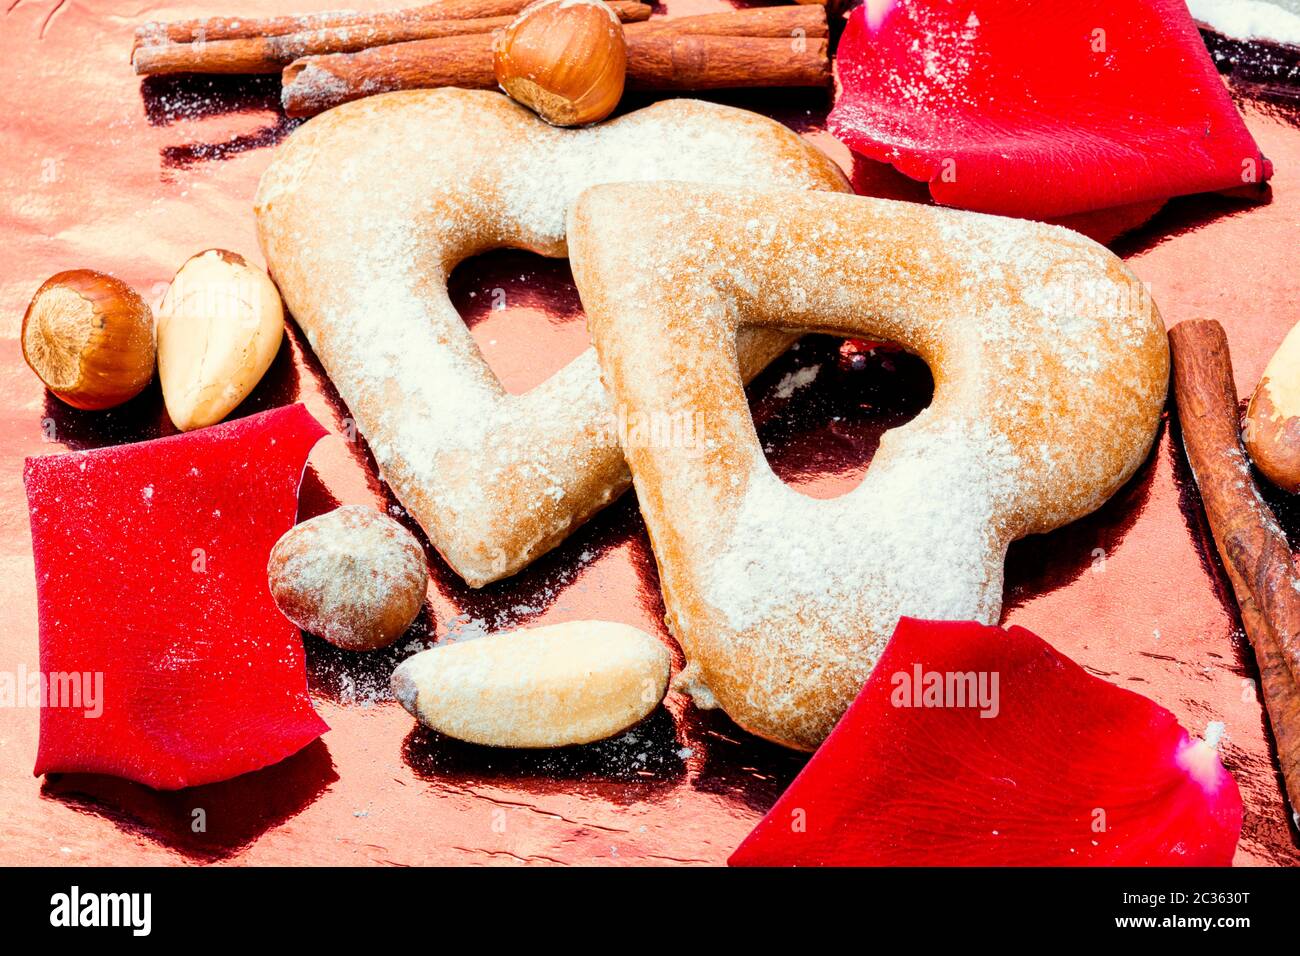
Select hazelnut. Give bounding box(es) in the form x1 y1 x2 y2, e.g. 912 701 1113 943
493 0 627 127
157 249 285 432
268 505 428 652
21 270 156 410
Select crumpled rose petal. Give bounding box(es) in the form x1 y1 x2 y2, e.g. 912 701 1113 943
25 404 329 790
828 0 1272 220
730 618 1242 866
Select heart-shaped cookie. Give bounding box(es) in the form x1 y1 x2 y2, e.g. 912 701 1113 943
255 89 848 586
570 183 1169 750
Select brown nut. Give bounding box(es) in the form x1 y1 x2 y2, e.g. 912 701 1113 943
22 269 155 410
493 0 627 127
1245 320 1300 493
268 505 428 651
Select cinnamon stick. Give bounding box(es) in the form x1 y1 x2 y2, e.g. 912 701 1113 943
132 5 817 77
1169 318 1300 815
285 33 496 108
625 6 827 38
282 23 830 116
134 0 542 47
625 35 830 91
132 2 651 76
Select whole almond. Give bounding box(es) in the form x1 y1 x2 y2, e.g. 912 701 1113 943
157 249 284 431
391 621 671 747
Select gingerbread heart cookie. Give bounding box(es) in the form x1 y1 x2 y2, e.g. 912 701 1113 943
255 88 848 587
570 183 1169 750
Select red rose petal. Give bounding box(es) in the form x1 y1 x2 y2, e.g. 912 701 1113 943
25 404 329 790
730 619 1242 866
829 0 1272 220
847 151 1169 243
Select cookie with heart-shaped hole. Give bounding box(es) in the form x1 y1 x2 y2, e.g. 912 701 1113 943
255 89 849 587
570 183 1169 751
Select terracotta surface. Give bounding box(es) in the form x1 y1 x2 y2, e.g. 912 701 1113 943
0 1 1297 866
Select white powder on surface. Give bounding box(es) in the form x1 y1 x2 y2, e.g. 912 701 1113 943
255 89 848 587
570 182 1168 746
284 63 351 113
441 613 492 644
704 416 1016 639
1189 0 1300 46
772 364 821 400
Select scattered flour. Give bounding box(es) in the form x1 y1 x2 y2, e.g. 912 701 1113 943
1189 0 1300 46
772 364 822 400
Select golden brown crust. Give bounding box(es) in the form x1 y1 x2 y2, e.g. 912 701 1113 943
572 183 1169 750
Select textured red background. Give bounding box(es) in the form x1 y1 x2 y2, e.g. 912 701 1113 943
1 1 1298 865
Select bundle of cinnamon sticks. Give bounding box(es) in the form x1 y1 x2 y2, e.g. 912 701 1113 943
132 0 832 118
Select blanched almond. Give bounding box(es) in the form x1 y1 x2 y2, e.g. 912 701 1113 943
1246 320 1300 492
157 249 284 431
391 621 671 747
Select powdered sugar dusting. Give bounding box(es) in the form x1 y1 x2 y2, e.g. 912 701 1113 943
772 364 821 399
288 63 351 106
707 416 1015 638
1189 0 1300 47
571 183 1168 748
256 89 848 588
